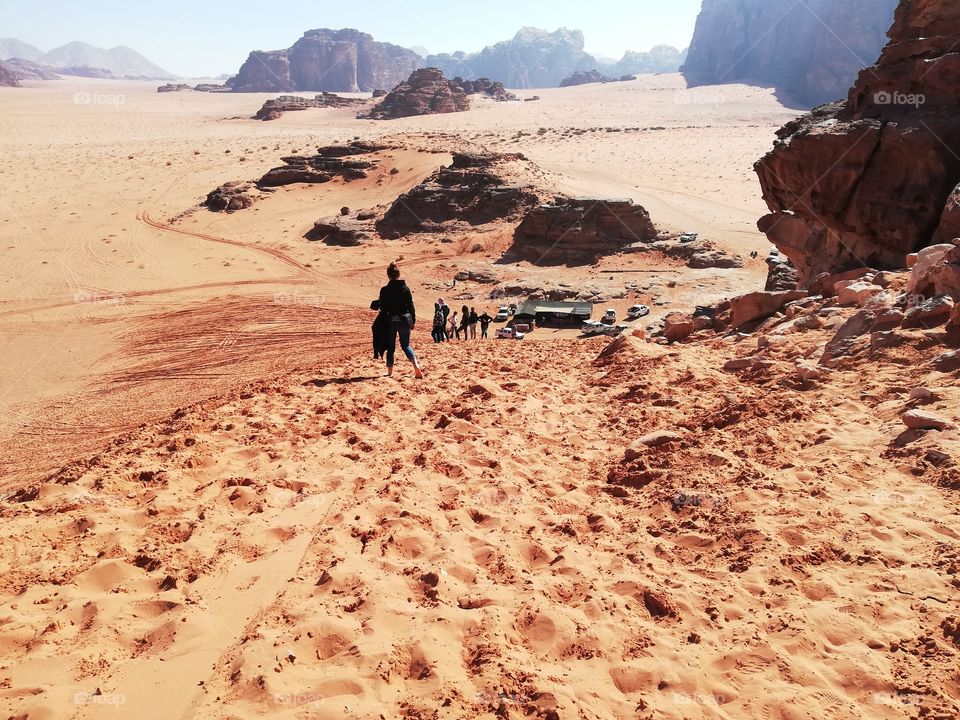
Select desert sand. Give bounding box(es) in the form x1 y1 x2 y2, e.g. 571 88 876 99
0 76 957 720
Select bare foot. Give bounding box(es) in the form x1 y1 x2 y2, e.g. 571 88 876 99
415 367 424 380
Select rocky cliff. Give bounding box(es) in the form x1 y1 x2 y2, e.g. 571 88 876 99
683 0 899 106
0 60 20 86
754 0 960 287
228 29 422 93
427 27 596 89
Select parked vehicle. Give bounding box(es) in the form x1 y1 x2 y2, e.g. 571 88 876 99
513 323 532 334
601 308 617 324
627 304 650 319
494 306 510 322
508 303 518 315
604 324 629 337
496 327 525 340
679 232 698 243
581 320 605 336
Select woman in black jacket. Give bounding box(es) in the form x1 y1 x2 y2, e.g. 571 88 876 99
378 262 424 378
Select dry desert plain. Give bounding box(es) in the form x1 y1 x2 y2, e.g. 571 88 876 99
0 76 958 720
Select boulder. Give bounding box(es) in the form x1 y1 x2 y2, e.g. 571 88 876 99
906 244 957 293
836 280 883 307
766 260 799 291
808 268 877 297
821 310 876 365
157 83 191 93
902 295 955 329
663 313 695 343
729 290 807 328
624 431 682 460
934 349 960 371
902 409 953 431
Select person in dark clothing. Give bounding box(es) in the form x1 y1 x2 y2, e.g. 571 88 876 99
469 307 479 339
439 298 451 341
432 303 446 343
377 262 423 378
370 301 391 359
478 310 493 339
459 305 469 341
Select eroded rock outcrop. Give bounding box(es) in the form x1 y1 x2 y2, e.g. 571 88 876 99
755 0 960 287
377 152 541 235
228 29 422 93
683 0 898 106
253 93 367 121
506 198 657 266
0 60 21 86
258 144 381 187
362 69 516 120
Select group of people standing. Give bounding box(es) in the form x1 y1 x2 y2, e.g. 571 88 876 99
431 300 492 342
373 263 496 380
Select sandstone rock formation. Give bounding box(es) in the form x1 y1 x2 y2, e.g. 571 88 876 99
506 198 657 266
253 93 367 121
2 58 59 81
377 152 541 235
204 181 260 213
157 83 191 93
361 69 516 120
362 68 468 119
227 29 421 93
560 70 612 87
0 60 20 86
427 28 595 89
683 0 899 106
258 148 379 187
204 142 387 211
755 0 960 286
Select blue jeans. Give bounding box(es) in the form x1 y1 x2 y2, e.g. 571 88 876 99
386 321 417 368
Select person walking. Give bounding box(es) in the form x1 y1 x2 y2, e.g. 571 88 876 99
479 309 492 339
432 302 446 343
450 309 460 341
469 307 479 340
377 262 423 379
439 298 451 341
459 305 469 341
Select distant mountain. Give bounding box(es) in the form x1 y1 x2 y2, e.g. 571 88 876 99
682 0 898 106
228 29 421 92
0 38 174 79
427 27 596 89
227 27 688 93
42 41 174 79
605 45 687 76
0 37 45 62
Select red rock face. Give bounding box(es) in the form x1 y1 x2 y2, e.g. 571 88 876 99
227 29 421 93
755 0 960 287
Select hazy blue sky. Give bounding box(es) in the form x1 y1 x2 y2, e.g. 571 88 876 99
0 0 704 76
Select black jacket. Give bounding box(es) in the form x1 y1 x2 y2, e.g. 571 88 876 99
371 304 391 360
378 279 416 325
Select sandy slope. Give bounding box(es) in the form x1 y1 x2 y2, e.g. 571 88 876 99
1 76 957 720
2 327 958 719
